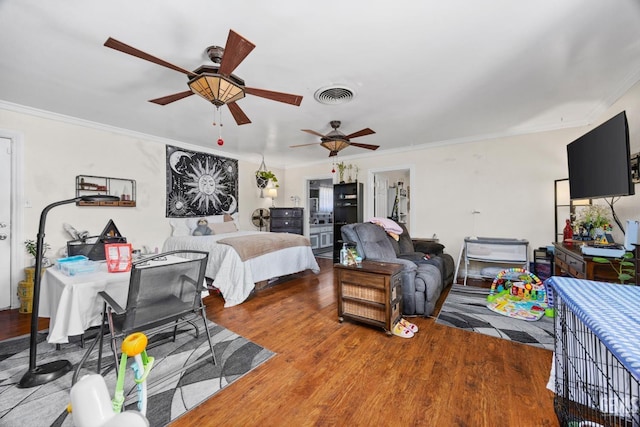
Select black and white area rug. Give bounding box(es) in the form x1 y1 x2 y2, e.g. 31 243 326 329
0 322 274 426
435 284 555 351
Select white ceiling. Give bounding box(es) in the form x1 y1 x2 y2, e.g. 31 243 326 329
2 1 640 167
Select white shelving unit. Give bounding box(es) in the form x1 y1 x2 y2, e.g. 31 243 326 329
454 237 529 285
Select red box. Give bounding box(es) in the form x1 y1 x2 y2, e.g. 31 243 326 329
104 243 133 273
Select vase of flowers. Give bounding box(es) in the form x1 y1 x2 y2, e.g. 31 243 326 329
575 204 612 239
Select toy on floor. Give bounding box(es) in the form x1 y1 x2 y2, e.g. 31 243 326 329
486 268 551 321
69 332 153 427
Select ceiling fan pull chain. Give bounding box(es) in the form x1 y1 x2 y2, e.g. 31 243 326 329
214 107 224 146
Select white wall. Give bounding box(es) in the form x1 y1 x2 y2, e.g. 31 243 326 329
282 80 640 262
0 108 278 266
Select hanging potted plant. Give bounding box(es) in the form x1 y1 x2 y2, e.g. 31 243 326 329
255 155 279 189
255 170 279 189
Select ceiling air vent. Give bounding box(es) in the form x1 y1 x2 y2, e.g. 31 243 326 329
314 85 355 105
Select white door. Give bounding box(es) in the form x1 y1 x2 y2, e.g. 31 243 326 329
374 176 388 217
0 137 12 309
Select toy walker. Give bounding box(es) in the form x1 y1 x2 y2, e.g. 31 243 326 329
69 332 153 427
486 268 553 321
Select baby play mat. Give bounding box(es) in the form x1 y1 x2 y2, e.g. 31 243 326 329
486 268 549 321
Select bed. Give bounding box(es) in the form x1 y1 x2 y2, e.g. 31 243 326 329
163 219 320 307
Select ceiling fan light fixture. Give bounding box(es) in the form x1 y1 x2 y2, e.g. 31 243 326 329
188 73 245 107
321 139 350 154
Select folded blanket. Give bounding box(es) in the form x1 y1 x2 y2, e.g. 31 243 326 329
218 233 311 261
369 217 403 240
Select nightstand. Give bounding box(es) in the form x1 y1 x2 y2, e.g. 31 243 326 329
334 261 403 334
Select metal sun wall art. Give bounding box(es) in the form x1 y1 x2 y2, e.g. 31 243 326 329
166 145 238 218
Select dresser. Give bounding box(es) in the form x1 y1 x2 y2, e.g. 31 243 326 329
553 242 631 283
335 261 403 334
269 207 304 235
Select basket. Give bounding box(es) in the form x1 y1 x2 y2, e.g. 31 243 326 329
19 298 32 314
342 300 385 322
17 280 32 298
342 283 385 303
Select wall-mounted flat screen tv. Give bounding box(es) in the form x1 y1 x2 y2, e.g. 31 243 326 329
567 111 635 200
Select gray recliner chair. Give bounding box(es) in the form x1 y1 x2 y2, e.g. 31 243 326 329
388 222 455 287
341 222 444 317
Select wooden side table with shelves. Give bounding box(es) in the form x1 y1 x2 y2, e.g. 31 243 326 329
335 261 403 334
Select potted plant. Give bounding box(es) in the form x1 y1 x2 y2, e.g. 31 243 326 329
592 251 636 284
24 239 51 267
336 162 347 183
255 170 279 189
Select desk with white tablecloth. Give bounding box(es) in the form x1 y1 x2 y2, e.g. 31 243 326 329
39 255 192 344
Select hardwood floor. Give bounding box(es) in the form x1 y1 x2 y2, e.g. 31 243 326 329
0 258 559 426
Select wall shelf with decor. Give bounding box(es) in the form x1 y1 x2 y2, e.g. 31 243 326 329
76 175 136 207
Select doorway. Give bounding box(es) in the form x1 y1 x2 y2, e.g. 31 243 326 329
307 178 333 257
0 132 25 310
369 167 413 231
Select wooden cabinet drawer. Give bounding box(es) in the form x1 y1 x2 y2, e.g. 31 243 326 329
340 269 386 291
555 251 585 279
271 218 302 229
270 208 303 218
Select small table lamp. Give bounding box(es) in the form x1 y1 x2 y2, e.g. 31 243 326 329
266 188 277 207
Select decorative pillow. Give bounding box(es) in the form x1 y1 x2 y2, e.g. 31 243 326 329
209 221 238 235
169 219 191 237
185 215 225 233
192 218 213 236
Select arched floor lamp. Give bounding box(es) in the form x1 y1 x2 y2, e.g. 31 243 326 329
18 194 120 388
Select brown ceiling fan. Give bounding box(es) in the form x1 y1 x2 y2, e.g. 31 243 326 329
103 30 303 125
291 121 378 156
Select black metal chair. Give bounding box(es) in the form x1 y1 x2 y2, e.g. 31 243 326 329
73 250 216 384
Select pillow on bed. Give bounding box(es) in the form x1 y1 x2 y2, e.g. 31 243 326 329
170 215 225 237
209 221 238 234
169 219 191 237
185 215 225 233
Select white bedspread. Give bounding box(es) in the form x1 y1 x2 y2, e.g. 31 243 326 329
162 230 320 307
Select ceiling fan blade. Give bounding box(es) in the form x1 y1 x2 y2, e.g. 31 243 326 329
301 129 327 138
218 30 256 76
289 142 321 148
227 102 251 125
149 90 194 105
245 87 303 106
345 128 376 139
349 142 380 151
104 37 195 76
